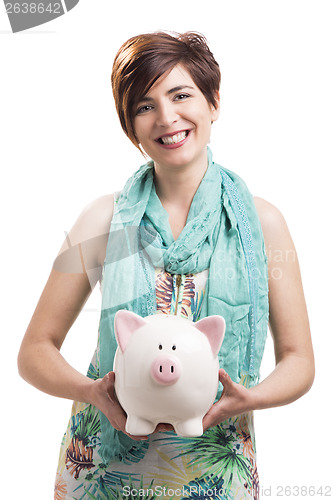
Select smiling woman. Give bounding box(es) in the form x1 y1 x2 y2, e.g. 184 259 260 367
17 31 314 500
111 32 220 153
133 64 220 186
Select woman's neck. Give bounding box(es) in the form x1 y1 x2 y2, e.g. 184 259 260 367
153 150 208 210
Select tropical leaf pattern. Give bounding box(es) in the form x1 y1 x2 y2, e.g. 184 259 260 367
155 269 198 319
66 436 95 480
55 268 259 499
54 473 68 500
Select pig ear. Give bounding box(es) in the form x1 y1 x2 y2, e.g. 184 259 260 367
194 315 225 357
114 310 147 353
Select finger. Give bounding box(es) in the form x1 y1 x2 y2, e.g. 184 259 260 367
105 371 116 391
219 369 233 389
202 414 215 431
105 372 120 402
202 404 220 429
101 371 115 389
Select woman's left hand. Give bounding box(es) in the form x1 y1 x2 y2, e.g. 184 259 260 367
202 369 256 431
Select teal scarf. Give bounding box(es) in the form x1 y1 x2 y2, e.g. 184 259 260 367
96 147 268 463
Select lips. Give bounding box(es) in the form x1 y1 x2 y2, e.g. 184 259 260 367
155 130 191 147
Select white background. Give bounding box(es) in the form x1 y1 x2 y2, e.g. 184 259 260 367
1 1 332 499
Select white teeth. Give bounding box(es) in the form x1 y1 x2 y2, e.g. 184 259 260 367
160 131 187 145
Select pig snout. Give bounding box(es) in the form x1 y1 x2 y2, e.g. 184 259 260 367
150 354 181 385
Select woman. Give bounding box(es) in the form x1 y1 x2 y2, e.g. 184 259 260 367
18 32 314 500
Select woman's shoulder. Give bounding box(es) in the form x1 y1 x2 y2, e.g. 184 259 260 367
66 193 115 250
253 196 286 229
253 196 294 256
55 194 115 273
78 193 115 235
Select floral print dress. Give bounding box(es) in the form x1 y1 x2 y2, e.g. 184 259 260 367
55 268 259 500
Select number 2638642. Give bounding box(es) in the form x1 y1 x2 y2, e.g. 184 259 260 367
5 3 62 14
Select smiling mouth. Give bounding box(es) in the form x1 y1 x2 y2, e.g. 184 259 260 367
156 130 189 145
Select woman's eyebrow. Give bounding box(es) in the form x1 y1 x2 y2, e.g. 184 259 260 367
166 85 195 94
138 85 195 103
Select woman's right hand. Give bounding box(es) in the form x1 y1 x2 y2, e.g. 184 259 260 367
89 371 149 441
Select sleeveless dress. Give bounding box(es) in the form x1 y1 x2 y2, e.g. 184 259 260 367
55 267 259 500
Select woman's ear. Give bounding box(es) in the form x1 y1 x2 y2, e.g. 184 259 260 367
211 91 220 123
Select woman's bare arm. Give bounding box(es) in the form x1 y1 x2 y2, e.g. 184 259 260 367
18 194 113 396
249 197 315 408
18 268 96 401
203 197 315 428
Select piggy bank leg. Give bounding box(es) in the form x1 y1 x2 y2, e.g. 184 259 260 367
174 418 204 437
126 415 156 436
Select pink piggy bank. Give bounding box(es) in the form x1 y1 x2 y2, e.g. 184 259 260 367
113 310 225 437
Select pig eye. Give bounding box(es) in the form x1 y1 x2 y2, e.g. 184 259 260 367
159 344 163 350
172 345 176 350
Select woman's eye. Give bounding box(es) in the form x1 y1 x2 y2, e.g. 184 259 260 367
136 105 153 115
174 93 190 101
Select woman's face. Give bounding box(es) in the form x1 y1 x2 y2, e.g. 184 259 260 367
133 64 220 173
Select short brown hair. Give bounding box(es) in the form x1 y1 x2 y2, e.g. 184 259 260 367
111 31 221 150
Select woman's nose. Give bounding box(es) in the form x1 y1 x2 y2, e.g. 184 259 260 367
155 102 178 127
